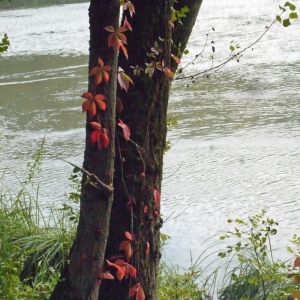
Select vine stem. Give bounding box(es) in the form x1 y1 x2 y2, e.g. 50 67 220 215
174 14 282 81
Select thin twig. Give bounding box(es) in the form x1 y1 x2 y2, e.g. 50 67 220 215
174 16 280 81
53 156 113 195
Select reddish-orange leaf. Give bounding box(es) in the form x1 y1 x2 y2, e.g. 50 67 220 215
164 67 174 79
129 283 145 300
81 92 93 100
130 284 139 298
118 119 131 141
90 122 101 130
124 17 132 31
120 42 128 59
104 26 115 32
136 285 145 300
125 231 135 241
106 259 126 276
171 54 181 64
90 130 101 144
81 99 96 118
94 94 106 110
99 271 114 280
153 185 161 209
146 242 150 255
108 33 121 49
119 241 133 261
123 1 135 17
82 100 90 113
127 263 137 278
294 257 300 268
116 97 123 113
101 128 110 149
143 205 148 213
114 259 136 278
89 58 111 85
90 126 110 150
105 27 128 51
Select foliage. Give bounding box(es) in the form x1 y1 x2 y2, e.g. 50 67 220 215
217 210 299 300
0 33 10 56
0 142 75 299
277 2 298 27
158 262 211 300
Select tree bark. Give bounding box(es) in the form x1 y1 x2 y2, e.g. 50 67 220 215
50 1 119 299
99 1 203 300
51 0 203 299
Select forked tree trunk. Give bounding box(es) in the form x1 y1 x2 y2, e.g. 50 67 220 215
51 0 203 299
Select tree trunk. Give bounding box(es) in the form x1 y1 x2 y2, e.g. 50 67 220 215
51 0 203 299
99 1 203 299
50 1 119 299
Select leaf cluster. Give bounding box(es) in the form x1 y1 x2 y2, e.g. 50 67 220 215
277 2 298 27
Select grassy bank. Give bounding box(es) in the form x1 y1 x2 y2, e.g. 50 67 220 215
1 145 300 299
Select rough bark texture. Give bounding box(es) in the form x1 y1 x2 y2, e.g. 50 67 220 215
51 0 203 299
99 1 203 300
50 1 119 300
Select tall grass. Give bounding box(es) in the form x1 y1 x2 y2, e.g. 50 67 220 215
0 140 299 299
0 140 75 299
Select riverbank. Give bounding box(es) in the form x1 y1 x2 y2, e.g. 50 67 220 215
1 146 299 300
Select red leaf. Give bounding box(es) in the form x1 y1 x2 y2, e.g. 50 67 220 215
127 264 137 278
116 97 123 113
124 17 132 31
114 259 136 278
104 25 115 32
125 231 135 241
94 94 106 110
89 58 111 85
146 242 150 255
119 240 133 261
90 125 110 150
90 130 101 143
82 100 90 113
123 1 135 17
101 128 110 149
106 259 126 277
120 42 128 59
81 92 93 100
129 283 140 298
99 271 114 280
171 54 181 64
90 122 101 130
143 205 148 213
118 119 131 141
108 33 121 49
129 283 145 300
153 185 161 209
137 285 145 300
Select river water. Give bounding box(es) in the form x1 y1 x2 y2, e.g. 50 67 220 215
1 0 300 268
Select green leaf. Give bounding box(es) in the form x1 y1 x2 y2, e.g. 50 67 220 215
283 18 291 27
229 45 235 51
279 5 287 12
276 15 282 22
183 49 189 55
289 12 298 19
285 2 296 10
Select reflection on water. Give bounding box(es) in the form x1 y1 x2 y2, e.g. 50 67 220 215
0 0 300 267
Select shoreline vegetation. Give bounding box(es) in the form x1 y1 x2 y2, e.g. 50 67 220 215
1 143 300 300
